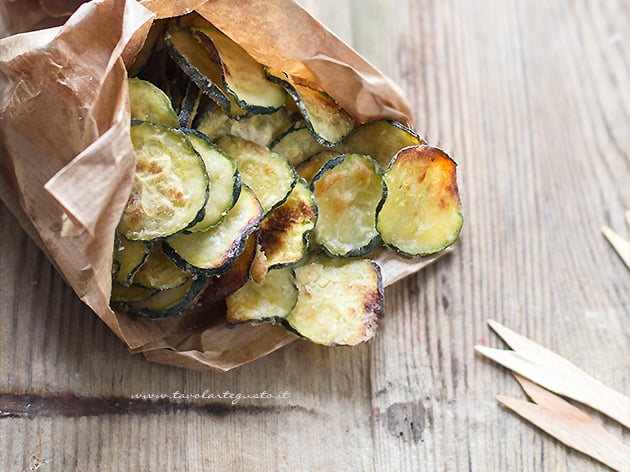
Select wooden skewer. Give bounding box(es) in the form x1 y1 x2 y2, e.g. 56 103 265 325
475 320 630 429
498 374 630 472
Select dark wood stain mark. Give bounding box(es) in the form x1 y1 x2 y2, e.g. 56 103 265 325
384 401 428 443
0 392 315 418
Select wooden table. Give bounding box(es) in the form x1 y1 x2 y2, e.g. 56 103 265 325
1 0 629 470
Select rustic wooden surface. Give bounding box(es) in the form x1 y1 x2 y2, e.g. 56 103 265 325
1 0 629 470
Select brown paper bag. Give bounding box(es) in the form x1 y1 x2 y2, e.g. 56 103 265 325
0 0 447 371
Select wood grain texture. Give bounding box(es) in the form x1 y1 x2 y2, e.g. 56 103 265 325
1 0 629 471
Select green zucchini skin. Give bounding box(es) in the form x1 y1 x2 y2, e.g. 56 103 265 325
164 184 263 276
310 154 386 258
178 81 203 128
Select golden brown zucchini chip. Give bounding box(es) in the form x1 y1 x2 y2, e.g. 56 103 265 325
265 69 354 147
377 145 463 256
311 154 385 257
336 119 424 169
118 122 209 241
164 185 263 275
202 230 258 302
216 135 296 215
259 178 317 269
226 266 298 325
284 255 383 346
192 26 286 113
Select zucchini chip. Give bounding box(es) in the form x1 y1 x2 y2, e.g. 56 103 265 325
337 119 424 169
265 69 354 146
202 231 258 302
183 130 241 232
165 185 263 275
270 125 327 166
132 242 193 290
259 178 317 269
226 267 298 325
164 27 250 119
284 255 383 346
216 135 297 215
118 122 209 241
110 282 155 304
295 150 340 184
311 154 386 257
121 276 209 319
112 232 152 286
192 26 286 113
178 81 203 128
377 145 463 256
128 78 179 128
197 106 294 147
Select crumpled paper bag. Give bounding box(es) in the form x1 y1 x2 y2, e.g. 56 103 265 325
0 0 447 371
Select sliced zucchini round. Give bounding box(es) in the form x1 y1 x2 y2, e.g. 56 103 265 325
265 69 354 147
284 255 383 346
164 27 251 120
202 230 258 303
112 232 152 286
178 81 203 128
132 241 193 290
377 145 463 256
192 26 286 113
183 129 241 232
196 105 294 147
110 282 155 304
226 266 298 325
269 125 327 167
336 119 424 169
121 276 209 319
119 122 209 241
128 78 180 128
165 184 263 275
216 135 297 215
259 178 317 269
295 150 341 184
311 154 385 257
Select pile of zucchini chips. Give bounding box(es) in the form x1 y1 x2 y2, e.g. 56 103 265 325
110 14 463 346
